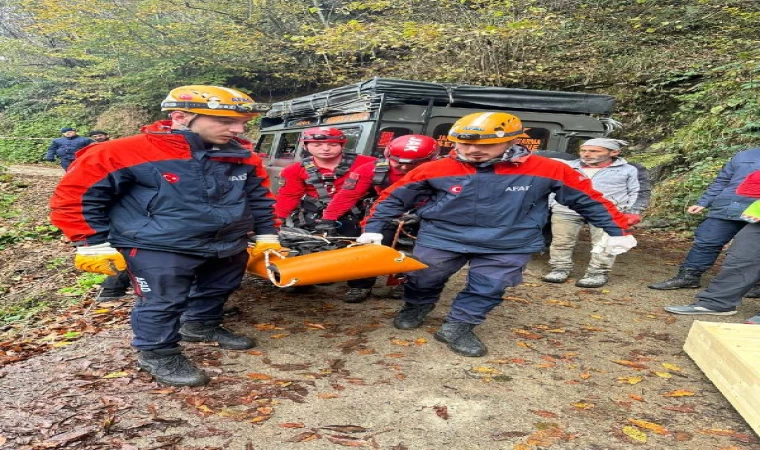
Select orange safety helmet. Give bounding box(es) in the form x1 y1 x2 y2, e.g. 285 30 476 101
448 112 528 144
299 127 347 144
161 85 270 118
385 135 440 164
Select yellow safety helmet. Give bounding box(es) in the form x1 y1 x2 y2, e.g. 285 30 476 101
448 112 528 144
161 85 270 118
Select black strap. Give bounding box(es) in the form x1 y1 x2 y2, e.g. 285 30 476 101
301 153 358 204
371 159 391 187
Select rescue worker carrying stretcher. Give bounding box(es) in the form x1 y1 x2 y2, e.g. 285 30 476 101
274 127 376 302
50 85 280 387
358 112 637 357
317 135 440 300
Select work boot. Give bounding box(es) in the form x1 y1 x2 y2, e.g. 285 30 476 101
542 269 570 283
664 304 737 316
647 268 702 290
575 272 608 288
393 303 435 330
137 347 209 387
344 288 372 303
745 285 760 299
96 288 127 301
434 322 487 357
180 321 256 350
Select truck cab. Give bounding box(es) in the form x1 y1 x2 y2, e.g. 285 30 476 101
255 78 618 192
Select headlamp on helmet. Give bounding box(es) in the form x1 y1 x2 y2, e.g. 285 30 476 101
300 127 347 144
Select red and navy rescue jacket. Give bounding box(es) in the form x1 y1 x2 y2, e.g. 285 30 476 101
50 120 277 258
364 149 630 254
321 159 405 221
274 153 376 219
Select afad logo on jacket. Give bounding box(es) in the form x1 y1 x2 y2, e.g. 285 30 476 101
449 185 462 194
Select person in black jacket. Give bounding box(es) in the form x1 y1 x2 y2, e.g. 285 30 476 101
44 128 93 170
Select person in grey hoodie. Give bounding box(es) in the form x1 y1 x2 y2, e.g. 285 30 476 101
542 138 641 288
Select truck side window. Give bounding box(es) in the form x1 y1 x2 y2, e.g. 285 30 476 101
373 127 412 158
256 134 276 157
339 127 362 154
567 136 593 157
275 132 301 160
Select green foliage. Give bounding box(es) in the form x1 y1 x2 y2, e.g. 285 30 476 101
0 224 60 249
0 296 51 325
0 0 758 233
645 60 759 229
58 272 107 297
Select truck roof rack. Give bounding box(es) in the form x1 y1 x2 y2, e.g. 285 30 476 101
266 77 616 121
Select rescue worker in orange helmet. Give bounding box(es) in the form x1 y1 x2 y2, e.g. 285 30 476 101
317 134 440 301
50 85 278 387
358 112 636 357
274 126 376 302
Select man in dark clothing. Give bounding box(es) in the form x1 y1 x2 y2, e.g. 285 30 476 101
664 170 760 322
50 85 279 387
359 112 636 357
44 128 93 170
648 147 760 295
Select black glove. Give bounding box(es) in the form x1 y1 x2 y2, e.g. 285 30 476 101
393 213 419 226
314 219 339 235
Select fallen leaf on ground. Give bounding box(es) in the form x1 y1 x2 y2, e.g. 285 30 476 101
612 360 648 370
321 425 369 433
628 418 669 435
279 423 305 428
391 339 411 346
434 405 449 420
697 429 754 443
304 322 326 329
491 431 529 441
580 372 591 379
617 376 643 384
622 425 647 443
318 393 339 399
287 431 321 442
270 333 289 339
663 389 695 397
572 403 594 410
385 353 406 358
246 373 273 380
662 362 681 372
628 394 645 402
102 371 129 378
513 329 543 339
414 338 427 345
326 434 370 447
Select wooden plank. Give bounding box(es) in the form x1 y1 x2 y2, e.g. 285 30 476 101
684 321 760 437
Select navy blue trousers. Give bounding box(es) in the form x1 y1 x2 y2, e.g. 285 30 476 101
120 248 248 350
403 245 531 325
682 217 746 272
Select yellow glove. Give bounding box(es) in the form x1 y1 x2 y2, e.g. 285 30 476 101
74 243 127 276
248 234 282 258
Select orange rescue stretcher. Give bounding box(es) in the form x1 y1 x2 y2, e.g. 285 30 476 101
246 244 427 288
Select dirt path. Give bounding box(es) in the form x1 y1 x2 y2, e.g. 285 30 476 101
0 168 758 450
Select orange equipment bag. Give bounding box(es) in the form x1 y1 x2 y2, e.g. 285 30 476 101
246 244 427 288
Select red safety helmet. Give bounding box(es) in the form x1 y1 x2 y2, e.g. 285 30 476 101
385 135 440 164
300 127 347 144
